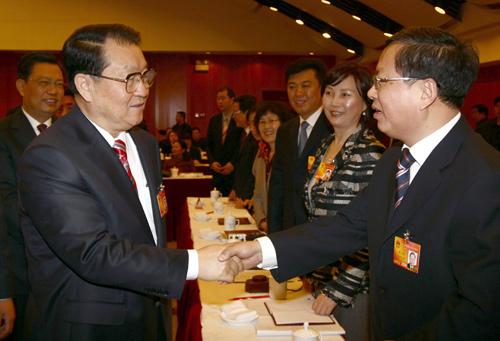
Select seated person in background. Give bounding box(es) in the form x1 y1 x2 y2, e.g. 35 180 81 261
158 127 170 154
160 130 180 156
172 111 192 137
192 127 208 152
303 63 386 341
162 140 196 175
251 101 292 232
182 132 202 163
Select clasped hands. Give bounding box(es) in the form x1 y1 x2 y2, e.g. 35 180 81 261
196 241 263 283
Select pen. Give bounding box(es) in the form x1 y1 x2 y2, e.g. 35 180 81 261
232 295 269 301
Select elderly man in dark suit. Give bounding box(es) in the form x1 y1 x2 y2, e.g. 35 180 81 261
0 52 64 340
222 27 500 340
267 58 332 233
17 24 241 341
206 87 243 196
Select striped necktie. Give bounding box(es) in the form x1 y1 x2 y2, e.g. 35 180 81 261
222 116 229 144
394 148 415 210
113 139 137 190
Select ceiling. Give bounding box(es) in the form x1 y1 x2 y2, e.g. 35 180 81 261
2 0 500 64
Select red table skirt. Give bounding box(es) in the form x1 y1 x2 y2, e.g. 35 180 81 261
163 177 213 241
175 202 203 341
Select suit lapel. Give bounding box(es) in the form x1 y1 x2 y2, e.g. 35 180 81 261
384 118 467 241
289 118 299 161
70 110 156 244
11 110 36 148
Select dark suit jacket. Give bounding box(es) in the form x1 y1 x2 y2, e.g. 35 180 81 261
18 106 189 340
232 133 258 200
187 146 202 162
269 116 500 340
267 113 332 233
0 107 36 299
206 113 243 195
0 200 14 299
206 113 242 166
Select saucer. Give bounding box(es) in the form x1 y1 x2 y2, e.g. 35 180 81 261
193 215 209 222
220 312 258 326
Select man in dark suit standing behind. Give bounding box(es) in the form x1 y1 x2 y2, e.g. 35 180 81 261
0 52 64 340
206 87 243 196
228 94 258 203
267 59 332 233
17 24 240 341
222 27 500 340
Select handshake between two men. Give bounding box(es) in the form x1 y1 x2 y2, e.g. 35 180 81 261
197 241 262 283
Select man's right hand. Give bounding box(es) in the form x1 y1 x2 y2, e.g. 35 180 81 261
0 299 15 339
212 162 222 173
218 241 263 270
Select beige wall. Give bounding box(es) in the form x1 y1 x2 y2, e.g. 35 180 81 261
2 1 500 64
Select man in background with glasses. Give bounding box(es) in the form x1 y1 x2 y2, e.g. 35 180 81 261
16 24 241 340
0 52 64 340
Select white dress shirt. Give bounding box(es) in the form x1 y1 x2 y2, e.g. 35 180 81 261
23 109 52 136
297 106 323 144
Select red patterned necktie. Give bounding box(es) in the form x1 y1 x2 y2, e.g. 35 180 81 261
113 139 137 190
394 148 416 210
37 124 47 133
222 116 229 144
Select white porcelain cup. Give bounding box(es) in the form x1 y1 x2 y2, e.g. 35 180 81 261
171 167 179 177
269 277 287 300
210 189 221 203
293 322 319 341
224 216 240 230
194 212 209 221
214 202 227 215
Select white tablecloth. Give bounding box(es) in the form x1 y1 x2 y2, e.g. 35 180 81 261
187 198 345 340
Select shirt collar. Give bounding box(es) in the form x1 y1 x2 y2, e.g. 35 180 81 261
83 114 127 148
404 112 461 167
22 108 52 135
299 106 323 127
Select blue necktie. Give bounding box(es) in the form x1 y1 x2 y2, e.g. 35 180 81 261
394 148 416 210
298 121 309 158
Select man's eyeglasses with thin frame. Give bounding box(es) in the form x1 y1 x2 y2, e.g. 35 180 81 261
28 78 65 90
372 77 423 90
91 69 157 93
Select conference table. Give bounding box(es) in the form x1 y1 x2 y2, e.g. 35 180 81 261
175 197 345 341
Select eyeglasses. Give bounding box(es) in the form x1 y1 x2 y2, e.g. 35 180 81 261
258 118 280 126
28 78 65 90
372 77 423 90
91 69 157 93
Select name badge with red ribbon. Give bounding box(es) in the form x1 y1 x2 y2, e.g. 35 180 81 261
157 184 168 217
393 236 421 273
